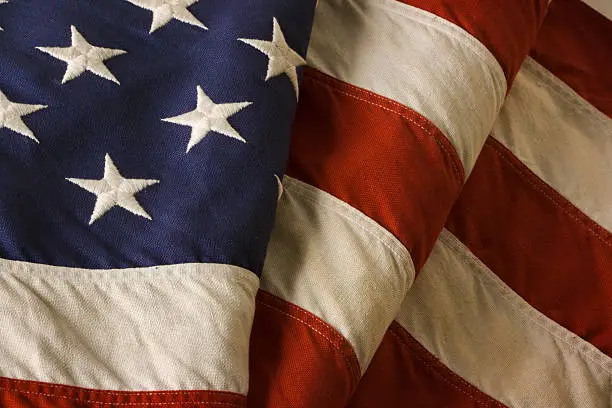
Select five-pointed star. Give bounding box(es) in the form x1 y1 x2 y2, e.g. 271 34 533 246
67 154 159 225
126 0 207 33
239 17 307 98
162 86 252 152
37 26 127 84
0 89 47 143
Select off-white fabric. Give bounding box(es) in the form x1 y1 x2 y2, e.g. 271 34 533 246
493 57 612 232
261 176 415 371
583 0 612 20
0 260 258 394
307 0 507 174
397 229 612 408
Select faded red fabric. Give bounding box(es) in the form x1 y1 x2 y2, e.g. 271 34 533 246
287 68 463 271
248 291 360 408
531 0 612 117
348 322 508 408
0 377 245 408
396 0 549 82
446 138 612 356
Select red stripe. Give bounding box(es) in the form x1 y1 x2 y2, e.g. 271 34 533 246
287 68 463 270
248 291 360 408
397 0 548 82
347 322 508 408
446 138 612 356
530 0 612 117
1 291 361 408
0 377 245 408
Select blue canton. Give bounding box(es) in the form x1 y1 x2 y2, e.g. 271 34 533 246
0 0 317 275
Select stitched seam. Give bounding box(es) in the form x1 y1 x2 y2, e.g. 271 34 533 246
379 0 507 99
389 329 505 408
373 0 507 89
0 261 259 284
304 72 465 185
256 297 361 378
487 139 612 248
283 177 415 287
0 379 242 397
256 297 361 386
438 229 612 374
306 73 465 184
257 292 345 341
285 177 411 263
0 386 243 407
523 58 612 123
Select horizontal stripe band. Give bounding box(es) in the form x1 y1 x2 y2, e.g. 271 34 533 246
492 57 612 232
0 377 246 408
0 261 258 393
347 322 508 408
397 229 612 408
261 176 414 370
288 69 463 271
531 0 612 117
248 291 360 407
446 138 612 356
394 0 548 81
307 0 507 173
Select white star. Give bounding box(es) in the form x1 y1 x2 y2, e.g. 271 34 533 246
0 89 47 143
67 154 159 225
37 26 127 84
125 0 207 33
162 86 252 152
0 0 7 31
239 18 306 98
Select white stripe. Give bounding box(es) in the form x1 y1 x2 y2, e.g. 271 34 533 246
396 229 612 408
0 261 258 394
583 0 612 20
493 57 612 232
261 177 415 371
307 0 507 174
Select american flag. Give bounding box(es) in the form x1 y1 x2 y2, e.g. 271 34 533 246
1 0 611 407
0 0 316 406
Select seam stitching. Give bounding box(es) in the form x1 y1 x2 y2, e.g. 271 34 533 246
487 139 612 248
0 379 241 396
304 71 465 185
0 386 242 407
283 177 415 286
373 0 507 98
389 329 506 408
258 293 344 343
256 297 362 386
438 229 612 375
523 58 612 123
